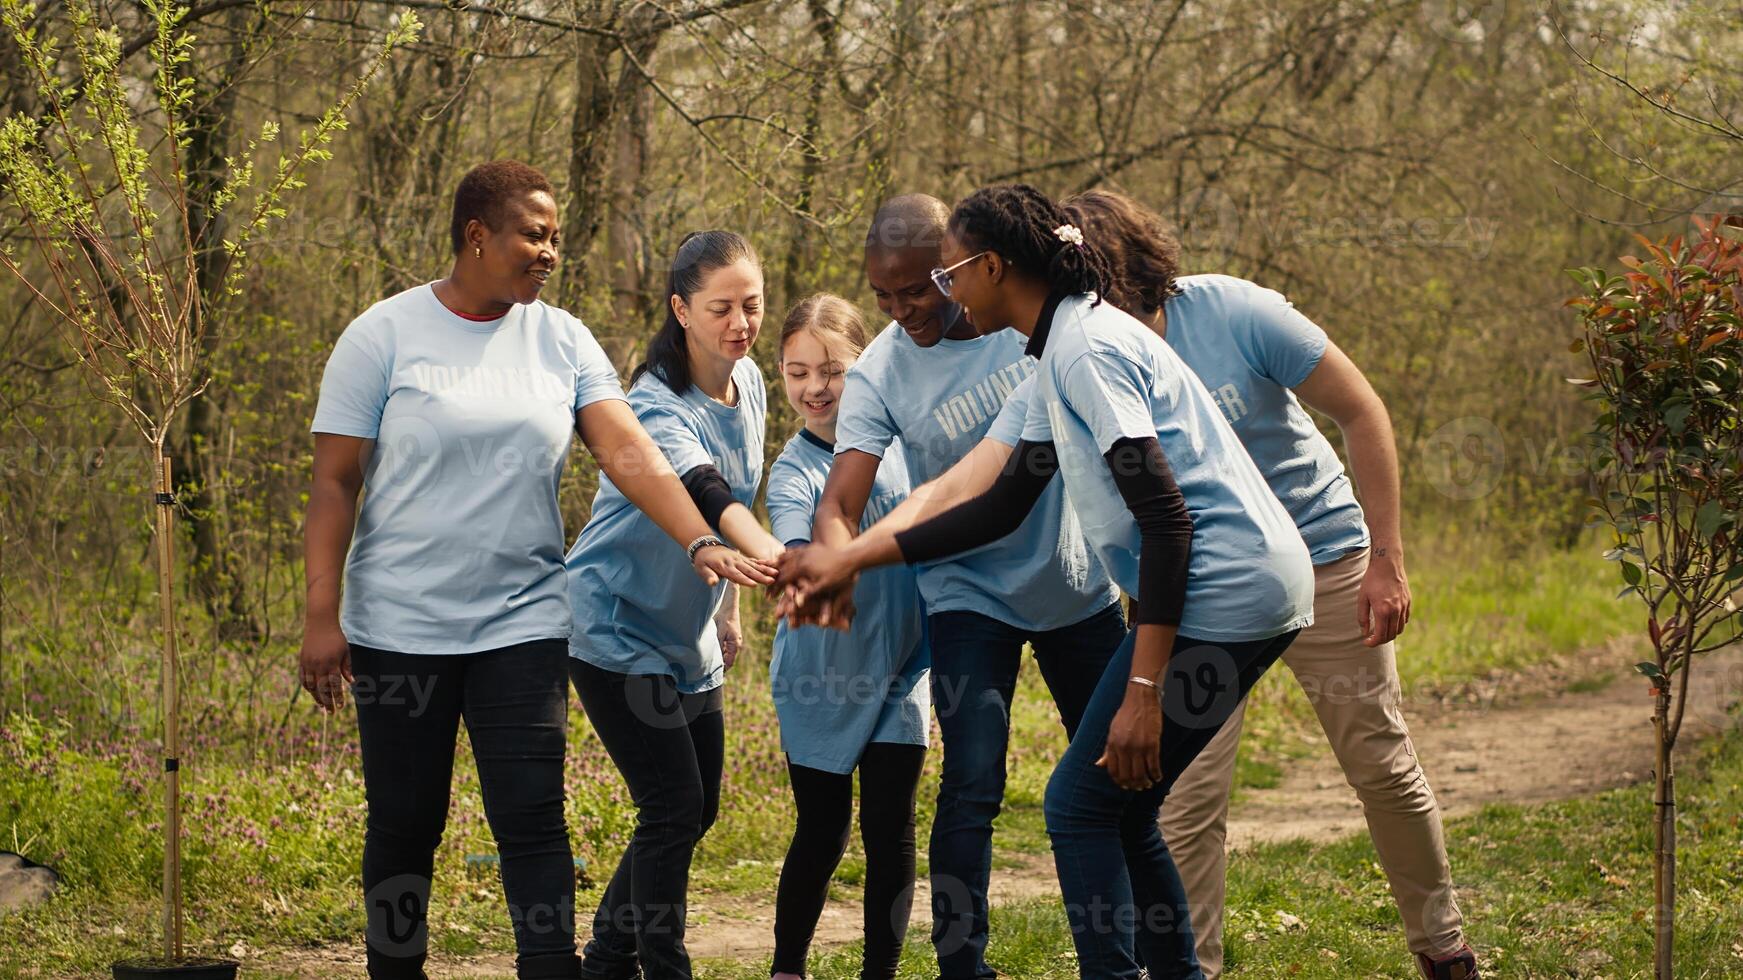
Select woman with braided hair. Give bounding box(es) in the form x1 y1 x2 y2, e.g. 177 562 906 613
777 184 1314 979
1064 190 1478 980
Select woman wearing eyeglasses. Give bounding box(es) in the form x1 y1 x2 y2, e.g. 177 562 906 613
1062 190 1477 980
795 194 1124 980
778 184 1315 979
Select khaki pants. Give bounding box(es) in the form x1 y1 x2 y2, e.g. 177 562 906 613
1160 548 1465 976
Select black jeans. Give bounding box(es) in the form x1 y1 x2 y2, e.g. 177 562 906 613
352 640 578 980
772 743 928 979
927 601 1129 979
570 659 724 980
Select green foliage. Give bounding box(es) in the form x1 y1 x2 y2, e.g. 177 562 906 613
0 0 421 446
0 535 1651 975
1570 219 1743 675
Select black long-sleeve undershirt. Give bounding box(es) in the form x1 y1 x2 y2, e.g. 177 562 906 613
680 464 737 533
893 439 1059 561
1104 436 1193 626
892 436 1192 626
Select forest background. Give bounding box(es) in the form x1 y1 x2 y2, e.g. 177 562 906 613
2 1 1741 977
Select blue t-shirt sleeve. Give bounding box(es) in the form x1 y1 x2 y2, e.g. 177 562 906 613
1240 283 1328 388
1019 381 1053 443
985 375 1035 447
571 317 628 411
311 334 389 438
1057 348 1160 453
834 366 898 459
766 459 818 545
635 398 716 477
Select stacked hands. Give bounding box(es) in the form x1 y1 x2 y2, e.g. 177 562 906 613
769 544 861 630
767 543 1160 793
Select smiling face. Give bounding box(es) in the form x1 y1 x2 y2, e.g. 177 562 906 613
865 244 961 347
780 328 852 428
466 190 560 306
676 256 764 369
938 227 1006 336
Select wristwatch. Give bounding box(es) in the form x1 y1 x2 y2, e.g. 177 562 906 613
687 534 727 563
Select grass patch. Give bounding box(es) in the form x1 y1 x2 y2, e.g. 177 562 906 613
695 720 1743 978
0 532 1677 977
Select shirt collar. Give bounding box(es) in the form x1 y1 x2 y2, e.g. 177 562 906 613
1025 290 1073 358
799 428 834 453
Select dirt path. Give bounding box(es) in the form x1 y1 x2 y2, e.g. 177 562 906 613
259 642 1743 977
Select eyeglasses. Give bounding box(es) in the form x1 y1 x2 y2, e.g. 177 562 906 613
930 251 989 298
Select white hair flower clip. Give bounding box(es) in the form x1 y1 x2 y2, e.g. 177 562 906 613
1053 223 1085 248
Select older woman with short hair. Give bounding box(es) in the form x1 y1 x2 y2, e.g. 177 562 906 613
300 160 772 980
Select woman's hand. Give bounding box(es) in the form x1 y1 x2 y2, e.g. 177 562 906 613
691 544 777 587
716 613 744 669
775 578 858 632
1096 684 1164 791
774 543 859 608
299 619 353 714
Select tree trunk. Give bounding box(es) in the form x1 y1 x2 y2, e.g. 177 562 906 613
604 64 655 370
561 32 622 311
562 15 663 322
154 454 184 961
174 9 256 642
1652 684 1674 978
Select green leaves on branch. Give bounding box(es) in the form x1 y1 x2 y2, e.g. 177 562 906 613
1569 216 1743 689
0 0 421 447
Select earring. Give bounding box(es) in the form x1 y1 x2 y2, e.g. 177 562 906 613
473 246 482 258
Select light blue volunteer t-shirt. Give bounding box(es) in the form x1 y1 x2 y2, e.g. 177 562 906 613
567 357 766 693
1021 295 1315 644
834 323 1117 631
310 283 627 655
1162 275 1368 564
767 430 929 774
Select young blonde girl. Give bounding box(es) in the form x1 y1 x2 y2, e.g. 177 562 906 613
765 294 930 980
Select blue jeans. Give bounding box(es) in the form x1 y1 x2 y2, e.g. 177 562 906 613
928 602 1128 980
1044 627 1299 980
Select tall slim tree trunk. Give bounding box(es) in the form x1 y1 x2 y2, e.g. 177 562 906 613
605 68 654 370
562 13 662 325
1653 683 1675 979
154 454 184 960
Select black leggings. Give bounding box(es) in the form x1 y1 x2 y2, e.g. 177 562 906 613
351 640 578 980
772 743 928 979
570 659 724 980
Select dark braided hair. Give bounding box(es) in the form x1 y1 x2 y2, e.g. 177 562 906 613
947 184 1117 306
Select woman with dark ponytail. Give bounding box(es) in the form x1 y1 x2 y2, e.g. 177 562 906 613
779 184 1314 979
566 230 785 979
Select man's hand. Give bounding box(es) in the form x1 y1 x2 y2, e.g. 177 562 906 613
775 544 860 613
1357 547 1411 647
776 577 858 632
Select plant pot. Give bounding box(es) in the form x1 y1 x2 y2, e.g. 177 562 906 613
111 958 240 980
